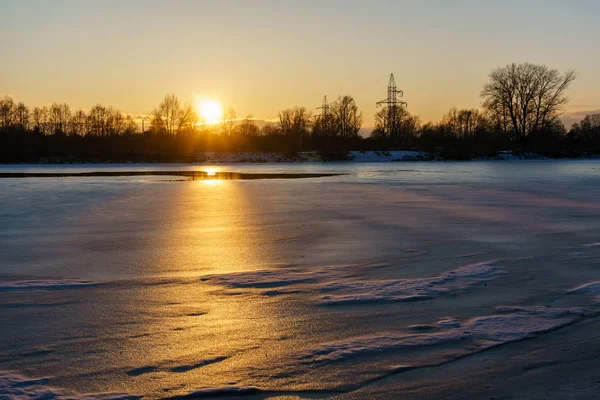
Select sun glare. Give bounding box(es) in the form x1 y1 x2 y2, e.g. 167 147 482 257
198 100 223 123
204 167 218 176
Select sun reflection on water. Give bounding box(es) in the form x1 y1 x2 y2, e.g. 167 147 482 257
201 178 222 186
106 178 292 397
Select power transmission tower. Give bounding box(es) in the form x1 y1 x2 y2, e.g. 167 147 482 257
316 95 330 119
376 73 407 138
316 95 332 135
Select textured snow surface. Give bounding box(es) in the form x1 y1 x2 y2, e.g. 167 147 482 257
0 371 138 399
203 261 504 305
294 306 583 364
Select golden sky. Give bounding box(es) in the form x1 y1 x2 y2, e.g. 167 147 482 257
1 0 599 128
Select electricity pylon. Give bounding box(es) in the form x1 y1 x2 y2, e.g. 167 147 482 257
376 73 407 137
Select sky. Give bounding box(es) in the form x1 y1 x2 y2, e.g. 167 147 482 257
1 0 599 128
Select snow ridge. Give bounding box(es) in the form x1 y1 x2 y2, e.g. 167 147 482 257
203 261 504 305
0 371 138 399
295 306 584 364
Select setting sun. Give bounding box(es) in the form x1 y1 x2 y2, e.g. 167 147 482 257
198 100 223 123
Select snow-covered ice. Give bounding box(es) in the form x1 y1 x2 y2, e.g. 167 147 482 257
3 160 600 398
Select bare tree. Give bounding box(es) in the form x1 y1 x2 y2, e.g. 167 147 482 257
14 102 30 130
237 115 259 137
278 107 311 151
32 106 49 135
374 106 420 145
441 107 488 138
48 103 71 135
221 107 237 137
331 95 362 138
569 113 600 144
70 109 88 136
0 96 15 129
121 114 138 135
178 101 198 134
278 107 311 136
481 63 576 142
150 94 182 135
88 105 110 136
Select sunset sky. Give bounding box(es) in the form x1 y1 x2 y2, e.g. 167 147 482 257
1 0 599 128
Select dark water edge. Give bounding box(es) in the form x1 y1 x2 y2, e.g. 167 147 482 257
0 171 344 179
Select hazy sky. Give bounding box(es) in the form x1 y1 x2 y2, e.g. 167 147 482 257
1 0 599 128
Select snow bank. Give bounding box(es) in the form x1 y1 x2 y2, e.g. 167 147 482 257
193 151 428 163
294 306 583 364
347 151 428 162
494 151 549 160
0 279 99 290
195 152 315 163
0 371 138 399
203 261 504 305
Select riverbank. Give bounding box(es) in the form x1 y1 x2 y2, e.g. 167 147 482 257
16 150 599 164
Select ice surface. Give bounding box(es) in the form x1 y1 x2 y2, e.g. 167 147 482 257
4 161 600 398
0 371 138 399
203 261 504 305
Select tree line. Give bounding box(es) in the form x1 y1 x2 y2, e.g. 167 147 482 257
1 62 599 162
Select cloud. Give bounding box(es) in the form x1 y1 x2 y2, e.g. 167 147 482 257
562 109 600 128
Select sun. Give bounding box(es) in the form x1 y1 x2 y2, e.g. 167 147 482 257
197 100 223 123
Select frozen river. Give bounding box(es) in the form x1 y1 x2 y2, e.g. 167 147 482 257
1 160 600 399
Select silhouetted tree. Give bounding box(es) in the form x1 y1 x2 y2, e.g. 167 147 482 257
278 107 311 151
481 63 576 143
568 113 600 149
441 108 488 138
331 95 362 138
48 103 71 135
221 107 237 137
31 106 49 135
13 102 30 130
373 106 420 146
0 96 15 129
236 116 259 137
150 94 181 135
70 109 88 136
178 102 198 134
